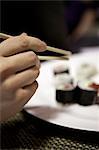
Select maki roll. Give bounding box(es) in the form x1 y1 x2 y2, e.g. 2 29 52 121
54 74 76 104
76 80 98 106
89 82 99 104
76 63 97 80
53 64 70 76
96 94 99 104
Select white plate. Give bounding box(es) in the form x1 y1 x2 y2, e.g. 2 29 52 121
25 50 99 132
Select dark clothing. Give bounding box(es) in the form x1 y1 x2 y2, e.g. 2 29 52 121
1 1 99 53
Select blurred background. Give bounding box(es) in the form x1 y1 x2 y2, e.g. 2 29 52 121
1 0 99 54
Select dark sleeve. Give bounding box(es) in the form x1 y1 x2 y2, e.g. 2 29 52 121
1 1 68 50
36 1 68 49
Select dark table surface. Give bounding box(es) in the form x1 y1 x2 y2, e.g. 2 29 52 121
1 110 99 150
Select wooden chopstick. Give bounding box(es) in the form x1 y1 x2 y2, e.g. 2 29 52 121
0 33 12 39
46 46 71 56
0 33 71 60
38 55 69 60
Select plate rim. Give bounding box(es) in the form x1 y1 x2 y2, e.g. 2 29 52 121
25 53 99 132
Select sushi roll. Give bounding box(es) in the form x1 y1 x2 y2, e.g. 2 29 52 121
53 64 70 76
76 63 97 80
97 89 99 104
96 94 99 104
76 80 98 106
54 74 76 104
89 82 99 105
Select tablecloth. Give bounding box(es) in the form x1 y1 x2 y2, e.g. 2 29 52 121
1 110 99 150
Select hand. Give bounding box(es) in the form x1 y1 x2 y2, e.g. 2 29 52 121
0 33 47 122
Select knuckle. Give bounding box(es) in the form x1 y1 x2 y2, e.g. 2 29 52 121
0 58 13 79
31 53 37 62
35 81 38 89
20 91 27 101
27 51 37 64
17 90 30 103
29 69 34 76
35 69 40 78
2 75 17 91
30 68 40 79
2 79 12 91
17 82 38 102
33 81 38 92
28 69 35 78
27 51 34 57
19 34 29 49
16 88 30 101
16 90 25 101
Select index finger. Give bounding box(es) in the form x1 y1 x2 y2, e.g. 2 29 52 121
0 33 47 56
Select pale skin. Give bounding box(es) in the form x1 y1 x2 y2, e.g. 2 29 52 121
0 33 47 122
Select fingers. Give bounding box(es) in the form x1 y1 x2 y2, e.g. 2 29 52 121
0 33 45 121
16 81 38 105
0 33 47 57
2 66 40 90
7 51 40 73
27 36 47 52
15 66 39 88
1 81 38 121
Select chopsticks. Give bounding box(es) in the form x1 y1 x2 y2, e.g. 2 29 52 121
0 33 12 39
47 46 71 56
0 33 71 60
38 55 69 60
